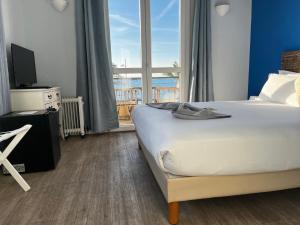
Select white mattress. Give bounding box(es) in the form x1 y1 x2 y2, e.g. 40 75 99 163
132 101 300 176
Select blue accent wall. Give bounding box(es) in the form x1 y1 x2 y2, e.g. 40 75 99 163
248 0 300 96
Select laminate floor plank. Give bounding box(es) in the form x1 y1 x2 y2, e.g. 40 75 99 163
1 132 300 225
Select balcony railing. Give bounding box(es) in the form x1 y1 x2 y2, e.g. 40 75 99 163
115 86 179 123
152 87 179 103
115 86 179 104
114 75 179 124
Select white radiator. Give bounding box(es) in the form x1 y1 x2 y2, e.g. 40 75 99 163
61 97 85 137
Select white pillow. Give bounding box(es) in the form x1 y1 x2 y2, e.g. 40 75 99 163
287 74 300 77
278 70 300 77
278 70 297 74
296 78 300 94
259 74 299 107
296 78 300 107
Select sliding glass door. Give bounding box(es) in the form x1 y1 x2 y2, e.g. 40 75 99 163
150 0 181 103
109 0 183 126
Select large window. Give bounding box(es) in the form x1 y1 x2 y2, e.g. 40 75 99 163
109 0 183 126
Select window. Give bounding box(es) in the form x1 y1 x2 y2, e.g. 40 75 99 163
109 0 184 126
109 0 141 68
150 0 180 68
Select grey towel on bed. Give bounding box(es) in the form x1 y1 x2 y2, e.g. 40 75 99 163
147 103 231 120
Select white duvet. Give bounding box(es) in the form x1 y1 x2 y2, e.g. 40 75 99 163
132 101 300 176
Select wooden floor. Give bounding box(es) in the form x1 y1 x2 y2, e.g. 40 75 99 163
1 132 300 225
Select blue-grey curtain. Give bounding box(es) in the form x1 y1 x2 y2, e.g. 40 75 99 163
75 0 119 133
188 0 214 102
0 3 10 116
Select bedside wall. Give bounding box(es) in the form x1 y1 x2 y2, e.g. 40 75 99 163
211 0 252 101
249 0 300 96
1 0 76 96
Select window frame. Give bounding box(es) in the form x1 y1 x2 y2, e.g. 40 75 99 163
111 0 188 103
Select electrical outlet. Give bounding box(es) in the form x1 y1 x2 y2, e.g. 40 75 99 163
2 164 26 175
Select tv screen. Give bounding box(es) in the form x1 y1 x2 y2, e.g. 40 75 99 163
11 44 37 87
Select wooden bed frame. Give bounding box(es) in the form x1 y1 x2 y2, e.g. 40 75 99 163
136 51 300 224
138 138 300 224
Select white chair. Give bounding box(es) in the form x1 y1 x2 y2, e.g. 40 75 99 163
0 125 32 192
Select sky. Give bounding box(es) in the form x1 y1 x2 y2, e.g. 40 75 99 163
108 0 180 68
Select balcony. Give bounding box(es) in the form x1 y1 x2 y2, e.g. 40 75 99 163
114 76 179 125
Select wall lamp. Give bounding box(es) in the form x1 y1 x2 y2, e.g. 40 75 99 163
215 3 230 16
50 0 69 12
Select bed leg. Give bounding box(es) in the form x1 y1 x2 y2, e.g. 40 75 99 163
138 142 142 150
168 202 180 224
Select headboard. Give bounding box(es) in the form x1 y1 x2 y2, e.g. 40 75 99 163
281 50 300 105
281 50 300 73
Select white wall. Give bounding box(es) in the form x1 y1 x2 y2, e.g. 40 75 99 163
211 0 252 100
2 0 252 100
2 0 76 96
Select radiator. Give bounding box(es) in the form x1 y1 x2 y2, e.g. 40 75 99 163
61 97 85 137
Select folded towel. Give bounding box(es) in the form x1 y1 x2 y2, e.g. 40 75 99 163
147 102 231 120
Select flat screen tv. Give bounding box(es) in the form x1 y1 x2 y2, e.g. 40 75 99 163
11 44 37 87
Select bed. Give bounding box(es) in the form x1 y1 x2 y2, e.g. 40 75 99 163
132 51 300 224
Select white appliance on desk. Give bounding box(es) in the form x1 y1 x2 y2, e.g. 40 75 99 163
10 87 64 138
10 87 61 111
